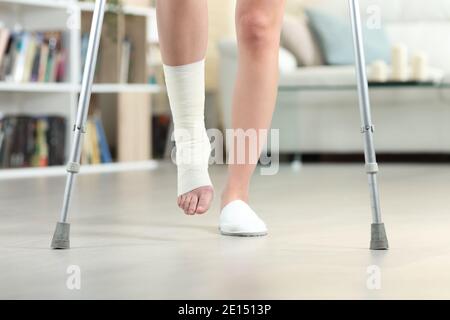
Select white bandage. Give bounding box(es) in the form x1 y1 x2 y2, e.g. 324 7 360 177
163 59 212 196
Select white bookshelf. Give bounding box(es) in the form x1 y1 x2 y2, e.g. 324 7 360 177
0 159 159 179
0 0 71 10
0 0 163 178
0 82 163 93
0 0 156 17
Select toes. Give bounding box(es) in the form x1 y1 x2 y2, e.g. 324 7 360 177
178 187 214 215
183 195 194 215
187 195 198 215
180 195 190 213
178 195 186 209
196 192 212 214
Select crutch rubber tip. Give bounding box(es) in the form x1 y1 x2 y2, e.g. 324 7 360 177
370 223 389 250
51 222 70 249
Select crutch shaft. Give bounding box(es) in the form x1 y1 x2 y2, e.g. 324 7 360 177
51 0 106 249
348 0 388 249
58 0 106 223
349 0 382 223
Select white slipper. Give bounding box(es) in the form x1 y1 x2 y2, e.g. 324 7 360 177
219 200 268 237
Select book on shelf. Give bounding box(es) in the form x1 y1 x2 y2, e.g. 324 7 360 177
0 114 112 168
119 37 132 83
34 118 49 167
81 115 112 165
0 28 11 71
80 32 89 79
95 116 113 163
88 120 101 164
0 115 66 169
152 114 171 159
46 116 66 166
0 28 67 83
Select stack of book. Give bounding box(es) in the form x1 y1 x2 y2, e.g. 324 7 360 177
81 116 112 165
0 115 66 168
0 28 67 83
0 114 113 168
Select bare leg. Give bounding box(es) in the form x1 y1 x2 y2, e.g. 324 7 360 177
157 0 213 215
221 0 285 208
156 0 208 66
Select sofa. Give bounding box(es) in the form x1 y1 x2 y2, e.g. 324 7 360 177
218 0 450 154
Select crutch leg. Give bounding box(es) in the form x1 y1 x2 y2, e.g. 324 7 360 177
348 0 388 250
51 0 106 249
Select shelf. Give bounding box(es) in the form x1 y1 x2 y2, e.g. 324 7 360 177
0 160 159 179
91 83 163 93
0 0 72 10
0 82 164 93
0 0 157 17
0 82 75 93
78 1 156 17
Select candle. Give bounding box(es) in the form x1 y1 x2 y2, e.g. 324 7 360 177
411 52 428 82
391 44 408 81
370 60 388 82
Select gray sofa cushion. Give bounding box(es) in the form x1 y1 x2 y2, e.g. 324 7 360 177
306 9 391 65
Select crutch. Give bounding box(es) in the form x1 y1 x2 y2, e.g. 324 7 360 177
51 0 106 249
348 0 388 250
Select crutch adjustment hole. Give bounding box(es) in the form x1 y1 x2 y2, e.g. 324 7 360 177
72 124 87 133
360 125 375 133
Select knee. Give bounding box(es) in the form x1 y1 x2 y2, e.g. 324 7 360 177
237 11 278 48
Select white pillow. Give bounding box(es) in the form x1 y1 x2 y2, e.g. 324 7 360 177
279 47 298 73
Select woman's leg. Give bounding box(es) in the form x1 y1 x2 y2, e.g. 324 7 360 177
157 0 213 215
156 0 207 66
222 0 285 208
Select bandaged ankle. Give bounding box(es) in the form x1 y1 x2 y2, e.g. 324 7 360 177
163 59 212 196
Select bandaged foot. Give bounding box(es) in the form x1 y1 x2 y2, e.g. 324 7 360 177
219 200 268 236
163 59 213 214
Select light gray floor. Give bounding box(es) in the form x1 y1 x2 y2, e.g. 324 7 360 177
1 162 450 299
